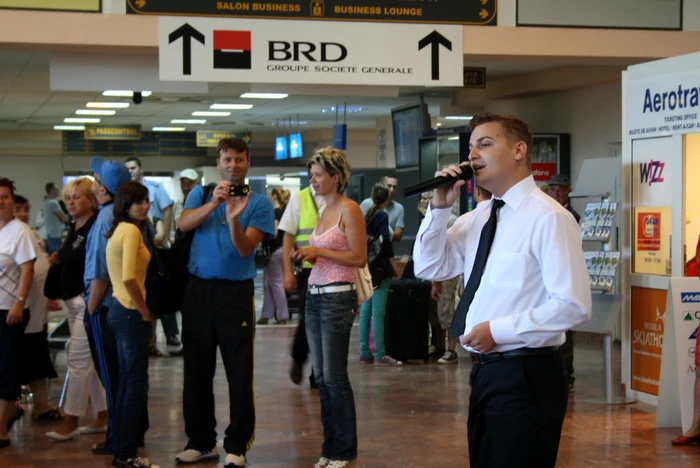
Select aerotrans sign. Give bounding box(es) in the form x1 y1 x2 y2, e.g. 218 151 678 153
627 71 700 138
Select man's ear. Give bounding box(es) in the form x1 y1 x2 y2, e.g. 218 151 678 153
513 141 528 162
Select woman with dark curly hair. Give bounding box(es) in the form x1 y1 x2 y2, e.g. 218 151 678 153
105 182 157 468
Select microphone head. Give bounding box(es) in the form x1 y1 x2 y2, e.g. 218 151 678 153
457 165 474 180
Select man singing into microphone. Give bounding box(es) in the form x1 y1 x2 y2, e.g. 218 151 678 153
413 113 591 468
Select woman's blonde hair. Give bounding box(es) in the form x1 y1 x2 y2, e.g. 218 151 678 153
63 177 98 211
271 188 291 210
306 146 351 194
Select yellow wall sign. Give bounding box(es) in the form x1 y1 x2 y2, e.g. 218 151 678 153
84 125 141 141
197 131 251 147
0 0 100 12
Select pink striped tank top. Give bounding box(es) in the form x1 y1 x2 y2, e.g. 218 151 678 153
308 211 356 286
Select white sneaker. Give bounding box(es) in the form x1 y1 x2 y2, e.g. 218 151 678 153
117 458 159 468
327 461 350 468
45 428 80 441
313 457 331 468
224 453 246 467
437 350 459 364
175 448 220 464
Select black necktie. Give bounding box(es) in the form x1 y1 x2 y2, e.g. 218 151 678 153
450 199 506 339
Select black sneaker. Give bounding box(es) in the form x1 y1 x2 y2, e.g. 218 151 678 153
166 336 181 347
114 457 159 468
290 361 302 385
92 441 114 455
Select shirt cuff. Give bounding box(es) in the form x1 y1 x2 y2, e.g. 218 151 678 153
489 315 518 345
425 205 452 227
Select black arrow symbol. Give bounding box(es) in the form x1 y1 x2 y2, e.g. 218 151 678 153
418 31 452 81
169 23 205 76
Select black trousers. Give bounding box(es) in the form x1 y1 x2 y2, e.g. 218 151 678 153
0 309 29 401
468 351 568 468
560 330 575 385
291 268 311 366
85 302 149 449
160 312 179 339
182 276 255 456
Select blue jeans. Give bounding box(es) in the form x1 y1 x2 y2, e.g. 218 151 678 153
305 289 358 461
107 301 152 461
359 277 391 359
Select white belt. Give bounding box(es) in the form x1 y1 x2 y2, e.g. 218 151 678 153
308 284 356 295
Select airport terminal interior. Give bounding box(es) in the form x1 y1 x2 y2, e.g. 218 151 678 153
2 1 700 467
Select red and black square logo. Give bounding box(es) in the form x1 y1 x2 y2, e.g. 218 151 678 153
213 30 251 70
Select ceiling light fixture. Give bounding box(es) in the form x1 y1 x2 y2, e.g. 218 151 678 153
240 93 288 99
76 109 116 116
320 105 368 113
210 104 254 110
271 120 307 125
86 102 130 109
171 119 207 124
103 90 152 97
444 116 473 120
64 117 100 123
53 125 85 131
152 127 186 132
192 111 231 117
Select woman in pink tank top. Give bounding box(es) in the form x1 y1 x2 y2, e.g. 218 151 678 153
291 147 366 468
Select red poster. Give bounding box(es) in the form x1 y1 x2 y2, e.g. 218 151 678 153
531 162 557 182
637 212 661 251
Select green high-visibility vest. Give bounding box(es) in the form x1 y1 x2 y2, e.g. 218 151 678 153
295 187 318 270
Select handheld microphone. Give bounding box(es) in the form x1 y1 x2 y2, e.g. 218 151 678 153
402 165 474 198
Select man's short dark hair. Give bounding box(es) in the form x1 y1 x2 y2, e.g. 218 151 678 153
0 178 16 199
217 138 249 159
45 182 56 194
125 157 142 167
382 173 398 182
14 195 28 206
470 113 534 164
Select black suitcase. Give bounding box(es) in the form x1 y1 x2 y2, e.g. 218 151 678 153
384 279 432 363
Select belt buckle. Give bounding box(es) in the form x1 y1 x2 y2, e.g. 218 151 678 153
476 353 487 365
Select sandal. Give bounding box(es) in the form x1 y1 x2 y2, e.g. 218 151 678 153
6 406 24 431
33 409 63 421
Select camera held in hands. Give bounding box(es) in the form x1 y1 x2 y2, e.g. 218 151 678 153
228 184 250 197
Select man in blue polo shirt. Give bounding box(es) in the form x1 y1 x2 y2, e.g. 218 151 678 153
83 156 150 457
175 138 274 468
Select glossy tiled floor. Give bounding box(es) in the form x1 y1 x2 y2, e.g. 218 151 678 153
1 324 698 467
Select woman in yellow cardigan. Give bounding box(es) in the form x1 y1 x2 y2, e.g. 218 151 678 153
105 182 157 468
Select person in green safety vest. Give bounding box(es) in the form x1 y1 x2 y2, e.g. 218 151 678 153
279 184 324 388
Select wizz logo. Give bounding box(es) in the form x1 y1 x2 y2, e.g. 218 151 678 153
640 160 665 186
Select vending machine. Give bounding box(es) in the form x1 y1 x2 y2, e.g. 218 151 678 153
530 133 571 186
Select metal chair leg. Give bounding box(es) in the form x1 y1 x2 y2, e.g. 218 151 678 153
58 370 70 409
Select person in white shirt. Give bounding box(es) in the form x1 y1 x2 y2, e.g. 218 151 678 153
172 169 199 236
413 113 591 468
430 185 492 365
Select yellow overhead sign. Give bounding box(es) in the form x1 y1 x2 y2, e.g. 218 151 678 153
0 0 100 12
84 125 141 141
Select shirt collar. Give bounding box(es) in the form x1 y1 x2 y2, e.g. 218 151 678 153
499 175 537 212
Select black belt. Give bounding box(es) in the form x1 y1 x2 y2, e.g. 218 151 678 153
469 346 557 365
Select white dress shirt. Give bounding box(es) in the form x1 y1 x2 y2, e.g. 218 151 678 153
413 176 591 353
